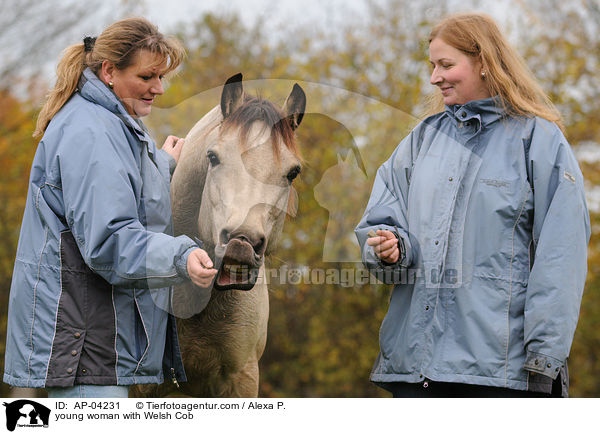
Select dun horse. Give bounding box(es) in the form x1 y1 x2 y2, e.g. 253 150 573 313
134 74 306 397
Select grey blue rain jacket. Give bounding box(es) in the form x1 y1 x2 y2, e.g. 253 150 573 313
4 68 198 388
355 97 590 396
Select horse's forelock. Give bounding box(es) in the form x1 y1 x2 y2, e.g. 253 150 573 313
220 96 301 161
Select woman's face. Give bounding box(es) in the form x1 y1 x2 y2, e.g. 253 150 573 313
429 38 491 106
103 50 166 118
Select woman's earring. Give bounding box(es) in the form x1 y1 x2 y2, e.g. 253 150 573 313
480 71 486 80
108 81 114 89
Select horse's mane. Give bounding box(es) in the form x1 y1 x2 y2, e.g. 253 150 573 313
221 95 301 162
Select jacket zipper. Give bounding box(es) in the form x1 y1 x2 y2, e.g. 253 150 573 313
169 286 180 389
171 367 180 388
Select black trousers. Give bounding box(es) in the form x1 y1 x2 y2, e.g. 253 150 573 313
386 378 562 398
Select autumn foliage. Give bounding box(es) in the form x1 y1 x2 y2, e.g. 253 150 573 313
1 0 599 397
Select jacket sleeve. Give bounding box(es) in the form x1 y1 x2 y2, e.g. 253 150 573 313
58 122 197 289
355 130 418 281
523 119 591 379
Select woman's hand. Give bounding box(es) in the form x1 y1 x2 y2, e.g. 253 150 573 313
367 230 400 264
186 248 218 288
162 135 185 164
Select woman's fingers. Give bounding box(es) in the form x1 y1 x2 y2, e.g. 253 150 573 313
379 242 398 257
193 248 213 268
380 246 400 263
163 135 178 149
187 249 218 288
366 236 381 246
367 237 396 252
376 229 396 239
378 243 399 262
367 230 399 263
162 135 185 163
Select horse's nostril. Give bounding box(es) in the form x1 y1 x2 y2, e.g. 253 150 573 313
228 230 266 255
220 229 230 245
254 236 266 254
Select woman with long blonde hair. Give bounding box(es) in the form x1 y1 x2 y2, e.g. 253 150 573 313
4 17 217 398
356 13 589 397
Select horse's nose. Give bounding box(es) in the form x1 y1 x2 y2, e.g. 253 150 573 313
222 228 266 256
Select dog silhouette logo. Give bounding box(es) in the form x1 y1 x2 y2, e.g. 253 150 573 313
3 400 50 431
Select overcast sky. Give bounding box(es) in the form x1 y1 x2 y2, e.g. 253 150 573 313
0 0 541 96
142 0 366 31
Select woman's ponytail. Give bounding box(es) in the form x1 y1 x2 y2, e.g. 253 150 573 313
33 43 87 138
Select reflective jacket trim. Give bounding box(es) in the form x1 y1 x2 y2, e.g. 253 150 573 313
505 184 531 386
44 229 64 386
112 288 119 384
28 221 48 387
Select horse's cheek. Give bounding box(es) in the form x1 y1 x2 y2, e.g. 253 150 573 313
205 178 226 210
197 184 219 233
271 188 291 220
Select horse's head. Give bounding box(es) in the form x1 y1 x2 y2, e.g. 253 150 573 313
174 74 306 292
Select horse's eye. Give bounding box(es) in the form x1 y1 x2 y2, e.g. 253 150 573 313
286 166 301 183
207 151 220 167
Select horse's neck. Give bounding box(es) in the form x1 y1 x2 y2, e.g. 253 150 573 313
204 266 269 319
171 106 221 246
178 269 269 345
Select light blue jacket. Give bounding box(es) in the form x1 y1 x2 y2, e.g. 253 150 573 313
4 68 196 388
355 97 590 394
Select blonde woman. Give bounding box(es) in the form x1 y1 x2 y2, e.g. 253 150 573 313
4 18 217 398
356 13 590 397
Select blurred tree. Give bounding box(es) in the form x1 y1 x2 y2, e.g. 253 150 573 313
2 0 600 398
0 0 143 88
514 0 600 145
0 90 38 397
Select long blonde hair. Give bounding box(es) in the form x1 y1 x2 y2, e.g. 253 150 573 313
34 17 185 138
426 13 564 132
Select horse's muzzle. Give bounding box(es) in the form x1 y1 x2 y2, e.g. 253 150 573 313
214 238 263 291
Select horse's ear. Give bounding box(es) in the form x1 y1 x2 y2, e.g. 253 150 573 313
221 73 244 119
283 84 306 130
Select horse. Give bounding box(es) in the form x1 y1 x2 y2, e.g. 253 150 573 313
133 73 306 397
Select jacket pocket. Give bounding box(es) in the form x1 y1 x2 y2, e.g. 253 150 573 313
134 296 149 363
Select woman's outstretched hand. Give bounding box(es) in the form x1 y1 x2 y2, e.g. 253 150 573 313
367 230 400 264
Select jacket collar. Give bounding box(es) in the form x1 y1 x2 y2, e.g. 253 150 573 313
77 68 156 155
444 96 508 127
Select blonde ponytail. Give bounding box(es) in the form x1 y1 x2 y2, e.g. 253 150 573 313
33 43 88 138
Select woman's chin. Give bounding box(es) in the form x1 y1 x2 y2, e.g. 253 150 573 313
134 106 152 118
442 96 457 106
